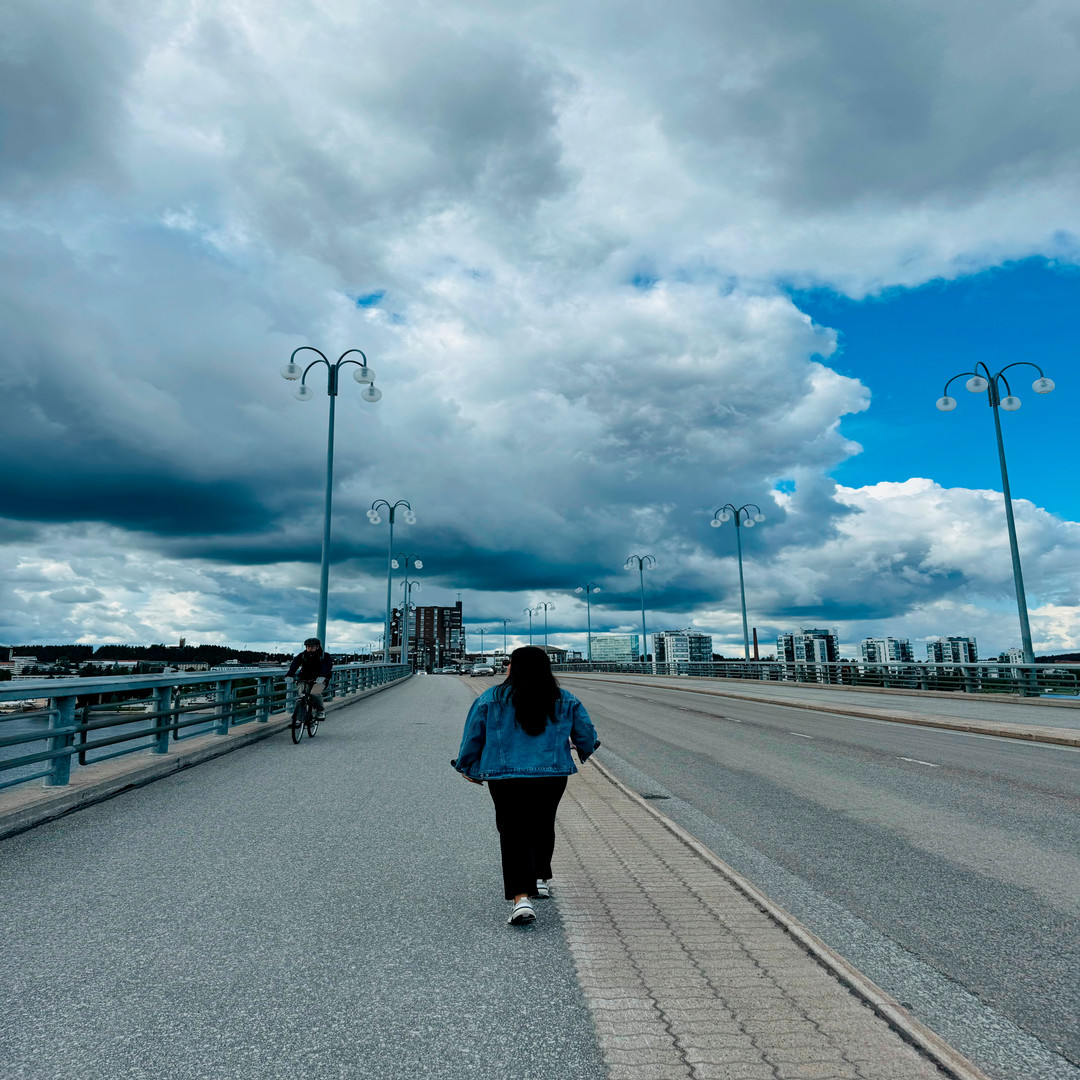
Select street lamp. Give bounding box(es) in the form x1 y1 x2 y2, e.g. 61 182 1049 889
937 361 1056 664
494 618 511 657
368 500 416 662
523 606 538 645
399 577 421 667
711 503 765 661
574 583 602 663
280 347 382 648
624 555 656 664
477 627 488 656
536 601 555 649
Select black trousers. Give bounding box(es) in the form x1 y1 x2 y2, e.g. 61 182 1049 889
487 776 569 900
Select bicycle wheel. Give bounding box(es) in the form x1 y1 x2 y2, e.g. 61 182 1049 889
291 699 308 743
306 708 320 738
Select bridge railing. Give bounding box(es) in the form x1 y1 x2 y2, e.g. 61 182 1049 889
0 663 410 792
552 659 1080 698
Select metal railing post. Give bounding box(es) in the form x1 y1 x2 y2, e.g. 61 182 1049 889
215 680 231 735
256 678 270 723
152 685 173 754
46 696 77 786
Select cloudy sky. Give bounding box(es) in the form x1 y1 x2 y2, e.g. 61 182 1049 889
2 0 1078 658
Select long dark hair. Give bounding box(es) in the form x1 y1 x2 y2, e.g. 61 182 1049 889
496 646 560 736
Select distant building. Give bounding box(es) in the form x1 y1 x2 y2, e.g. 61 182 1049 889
776 629 839 665
926 636 978 664
392 601 464 668
590 634 641 664
654 628 714 665
0 655 40 675
1000 648 1025 663
860 637 915 664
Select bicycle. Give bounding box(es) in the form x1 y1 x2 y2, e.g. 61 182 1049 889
290 681 321 743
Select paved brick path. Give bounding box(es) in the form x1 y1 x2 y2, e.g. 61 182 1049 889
553 760 968 1080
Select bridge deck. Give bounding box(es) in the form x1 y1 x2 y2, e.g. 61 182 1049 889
1 675 981 1080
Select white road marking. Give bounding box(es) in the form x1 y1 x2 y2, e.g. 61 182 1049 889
899 757 941 767
790 732 813 739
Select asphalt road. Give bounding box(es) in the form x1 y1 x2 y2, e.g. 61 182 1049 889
559 674 1080 1080
0 676 606 1080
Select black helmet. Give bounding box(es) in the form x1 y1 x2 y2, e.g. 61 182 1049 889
304 637 322 649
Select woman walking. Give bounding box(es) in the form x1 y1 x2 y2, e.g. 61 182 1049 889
452 646 600 926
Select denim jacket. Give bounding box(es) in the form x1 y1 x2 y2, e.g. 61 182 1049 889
452 686 600 780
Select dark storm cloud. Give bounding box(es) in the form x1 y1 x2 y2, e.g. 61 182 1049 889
0 2 133 198
582 0 1080 210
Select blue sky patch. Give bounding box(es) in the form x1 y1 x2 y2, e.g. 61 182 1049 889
355 291 385 307
788 257 1078 519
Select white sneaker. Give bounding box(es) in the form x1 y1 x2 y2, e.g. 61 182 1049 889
535 879 551 899
508 898 536 925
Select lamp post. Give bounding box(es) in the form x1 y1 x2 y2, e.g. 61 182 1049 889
393 551 423 663
624 555 655 663
367 499 416 662
711 503 765 661
523 606 538 645
399 577 421 667
477 627 487 657
536 602 555 649
574 583 602 662
937 362 1056 665
494 618 511 657
280 347 382 648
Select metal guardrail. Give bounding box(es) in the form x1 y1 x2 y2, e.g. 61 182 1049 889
0 663 410 792
551 659 1080 698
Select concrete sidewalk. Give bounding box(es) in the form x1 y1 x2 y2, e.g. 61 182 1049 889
555 758 988 1080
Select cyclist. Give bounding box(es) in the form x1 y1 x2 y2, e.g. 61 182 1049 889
284 637 333 719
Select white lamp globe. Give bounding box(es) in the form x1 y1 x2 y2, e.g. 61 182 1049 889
710 518 723 528
391 559 400 569
965 375 989 393
744 518 755 528
719 510 732 522
414 559 423 570
403 510 417 525
293 384 314 401
593 586 601 594
361 385 382 402
280 362 302 381
1033 377 1055 394
352 365 375 384
936 396 957 411
575 586 584 594
1001 395 1022 411
367 510 381 524
753 512 766 523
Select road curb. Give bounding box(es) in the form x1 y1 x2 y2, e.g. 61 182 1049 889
588 756 994 1080
563 675 1080 747
0 674 412 842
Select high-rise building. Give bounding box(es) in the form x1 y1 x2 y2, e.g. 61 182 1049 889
860 637 915 663
654 628 714 665
589 634 641 663
926 636 977 664
391 600 464 668
776 628 840 665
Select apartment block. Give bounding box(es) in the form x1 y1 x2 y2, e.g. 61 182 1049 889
654 628 714 665
926 636 978 664
860 637 915 663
